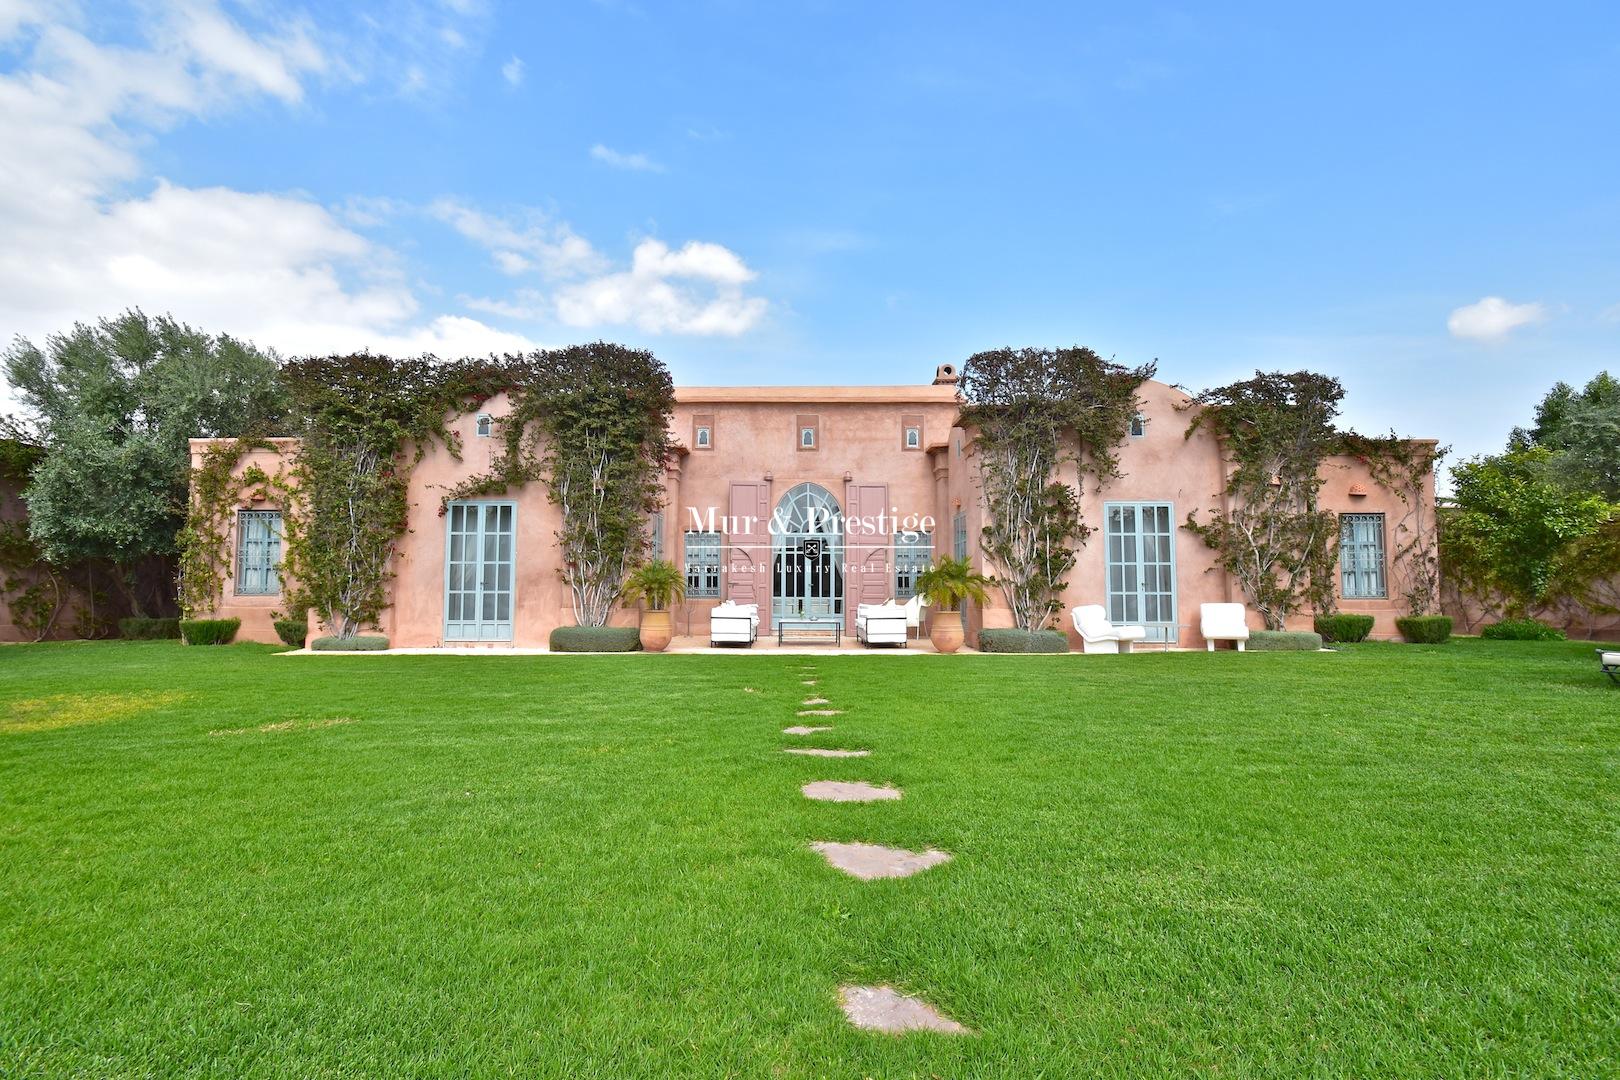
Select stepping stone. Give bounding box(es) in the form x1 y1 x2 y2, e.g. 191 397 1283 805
812 841 952 880
802 781 901 803
802 697 829 705
838 985 969 1035
783 725 832 735
782 747 869 758
802 680 818 686
798 709 842 716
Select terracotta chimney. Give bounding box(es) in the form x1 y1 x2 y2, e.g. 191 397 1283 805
933 363 958 386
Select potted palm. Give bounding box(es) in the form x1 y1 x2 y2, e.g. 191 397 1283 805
621 559 685 653
914 555 993 654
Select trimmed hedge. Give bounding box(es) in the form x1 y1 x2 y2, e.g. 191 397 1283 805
978 628 1070 653
310 635 390 651
549 626 642 653
273 618 309 648
1247 629 1323 651
1313 613 1374 643
1396 615 1452 644
180 618 241 646
1480 618 1566 642
118 616 181 640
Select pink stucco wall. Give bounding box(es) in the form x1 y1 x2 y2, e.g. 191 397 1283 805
197 374 1436 648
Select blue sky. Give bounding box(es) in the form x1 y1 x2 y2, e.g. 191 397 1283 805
2 1 1617 466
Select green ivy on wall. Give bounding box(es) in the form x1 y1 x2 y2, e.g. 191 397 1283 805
1181 371 1347 631
957 346 1155 631
176 439 272 618
444 343 675 628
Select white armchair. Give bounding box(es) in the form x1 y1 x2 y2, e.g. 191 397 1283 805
709 602 759 647
1072 605 1147 654
903 595 928 641
1200 603 1250 651
856 602 908 647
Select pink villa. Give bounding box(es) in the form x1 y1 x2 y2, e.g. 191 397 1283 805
193 365 1435 649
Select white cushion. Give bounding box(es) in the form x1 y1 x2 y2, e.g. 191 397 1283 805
1200 603 1250 639
1603 651 1620 666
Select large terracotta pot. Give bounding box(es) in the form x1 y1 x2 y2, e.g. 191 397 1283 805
929 609 965 654
640 609 673 653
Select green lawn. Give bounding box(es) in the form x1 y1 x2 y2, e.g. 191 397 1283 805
2 639 1617 1078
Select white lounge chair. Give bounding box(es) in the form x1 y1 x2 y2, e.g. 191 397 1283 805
856 602 908 647
1200 603 1250 651
1600 649 1618 685
1072 605 1147 654
709 602 759 647
903 594 928 641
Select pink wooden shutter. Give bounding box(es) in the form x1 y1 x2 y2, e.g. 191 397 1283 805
726 481 772 624
845 482 891 622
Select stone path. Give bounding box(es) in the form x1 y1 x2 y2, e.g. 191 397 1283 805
811 841 951 880
802 780 901 802
837 985 969 1035
772 657 968 1036
783 747 869 758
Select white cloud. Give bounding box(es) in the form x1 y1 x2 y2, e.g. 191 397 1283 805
455 236 769 336
429 199 605 279
589 143 665 173
1599 301 1620 324
553 239 767 336
500 55 524 87
0 1 536 368
1447 296 1547 342
0 0 769 396
166 1 326 102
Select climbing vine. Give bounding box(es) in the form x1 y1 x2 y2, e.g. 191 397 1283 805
958 347 1156 630
276 354 506 639
1339 432 1446 616
444 343 675 627
1181 371 1345 630
176 438 273 617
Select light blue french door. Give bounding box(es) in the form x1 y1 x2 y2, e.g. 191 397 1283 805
1105 502 1178 643
444 502 515 641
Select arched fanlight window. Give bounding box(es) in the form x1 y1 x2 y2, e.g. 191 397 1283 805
775 483 842 534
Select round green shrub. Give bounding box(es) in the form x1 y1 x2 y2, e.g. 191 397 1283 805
977 628 1070 653
309 635 390 651
273 618 309 648
1395 615 1452 644
179 617 241 646
1313 613 1374 643
1480 618 1566 641
118 616 181 640
1247 630 1324 651
549 626 642 653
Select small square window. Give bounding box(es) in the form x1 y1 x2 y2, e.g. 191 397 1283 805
1129 413 1146 438
692 414 715 450
695 426 711 448
475 414 493 438
800 427 816 448
905 427 921 449
796 414 819 451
